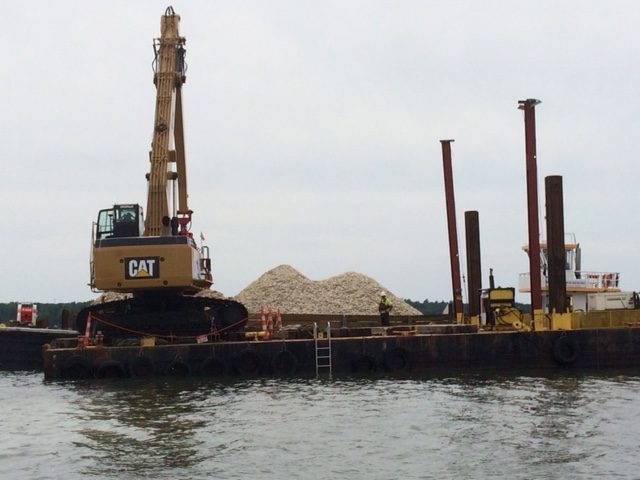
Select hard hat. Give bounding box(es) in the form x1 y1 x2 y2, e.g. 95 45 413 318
380 291 386 296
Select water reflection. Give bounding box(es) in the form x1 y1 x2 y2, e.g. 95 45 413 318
412 369 640 478
69 379 231 476
4 369 640 479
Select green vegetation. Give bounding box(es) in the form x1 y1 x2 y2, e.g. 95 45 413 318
0 298 531 326
0 302 91 327
404 299 450 315
405 298 531 315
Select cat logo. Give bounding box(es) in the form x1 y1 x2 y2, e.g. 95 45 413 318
125 257 160 280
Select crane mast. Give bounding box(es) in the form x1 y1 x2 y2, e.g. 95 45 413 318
145 6 190 237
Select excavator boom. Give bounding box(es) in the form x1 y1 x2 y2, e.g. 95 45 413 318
145 6 189 236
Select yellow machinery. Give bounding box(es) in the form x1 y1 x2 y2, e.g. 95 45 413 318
79 7 247 342
91 7 206 293
481 287 528 330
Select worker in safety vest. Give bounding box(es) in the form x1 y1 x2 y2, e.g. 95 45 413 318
378 292 393 326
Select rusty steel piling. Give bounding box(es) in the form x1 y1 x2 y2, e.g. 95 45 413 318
518 99 543 318
545 175 567 314
440 140 464 323
465 211 482 319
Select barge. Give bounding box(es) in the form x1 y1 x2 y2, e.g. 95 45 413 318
0 326 79 370
41 314 640 380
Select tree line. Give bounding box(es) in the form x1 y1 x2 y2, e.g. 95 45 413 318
404 298 531 315
1 299 453 324
404 298 450 315
0 299 531 326
0 302 91 327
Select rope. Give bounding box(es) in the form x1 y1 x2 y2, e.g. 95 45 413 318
87 312 248 341
495 307 524 325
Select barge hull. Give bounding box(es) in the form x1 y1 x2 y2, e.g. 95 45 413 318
43 326 640 380
1 327 78 370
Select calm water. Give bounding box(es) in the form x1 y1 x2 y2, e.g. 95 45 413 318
1 370 640 479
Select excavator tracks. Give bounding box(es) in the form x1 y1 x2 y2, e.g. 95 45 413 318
75 294 248 344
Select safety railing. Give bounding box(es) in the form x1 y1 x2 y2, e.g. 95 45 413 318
518 271 620 291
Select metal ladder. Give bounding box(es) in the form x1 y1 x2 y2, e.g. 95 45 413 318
314 322 332 377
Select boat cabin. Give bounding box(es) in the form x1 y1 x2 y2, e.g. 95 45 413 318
518 233 634 312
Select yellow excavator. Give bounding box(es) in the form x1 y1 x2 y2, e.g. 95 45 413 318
77 7 247 342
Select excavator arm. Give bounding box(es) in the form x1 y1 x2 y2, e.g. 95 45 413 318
144 6 190 237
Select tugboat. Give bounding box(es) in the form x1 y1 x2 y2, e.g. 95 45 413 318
519 233 639 313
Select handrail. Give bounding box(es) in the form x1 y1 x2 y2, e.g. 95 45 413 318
519 271 620 290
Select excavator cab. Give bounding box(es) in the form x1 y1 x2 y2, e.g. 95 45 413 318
96 204 144 240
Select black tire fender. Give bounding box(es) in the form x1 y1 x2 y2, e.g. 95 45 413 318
271 350 298 375
95 360 128 379
130 356 155 378
384 347 410 371
166 359 191 377
62 355 93 380
200 356 226 377
553 335 580 365
352 354 376 373
234 349 262 376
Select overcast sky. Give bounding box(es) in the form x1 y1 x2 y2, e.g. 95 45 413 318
2 1 639 304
